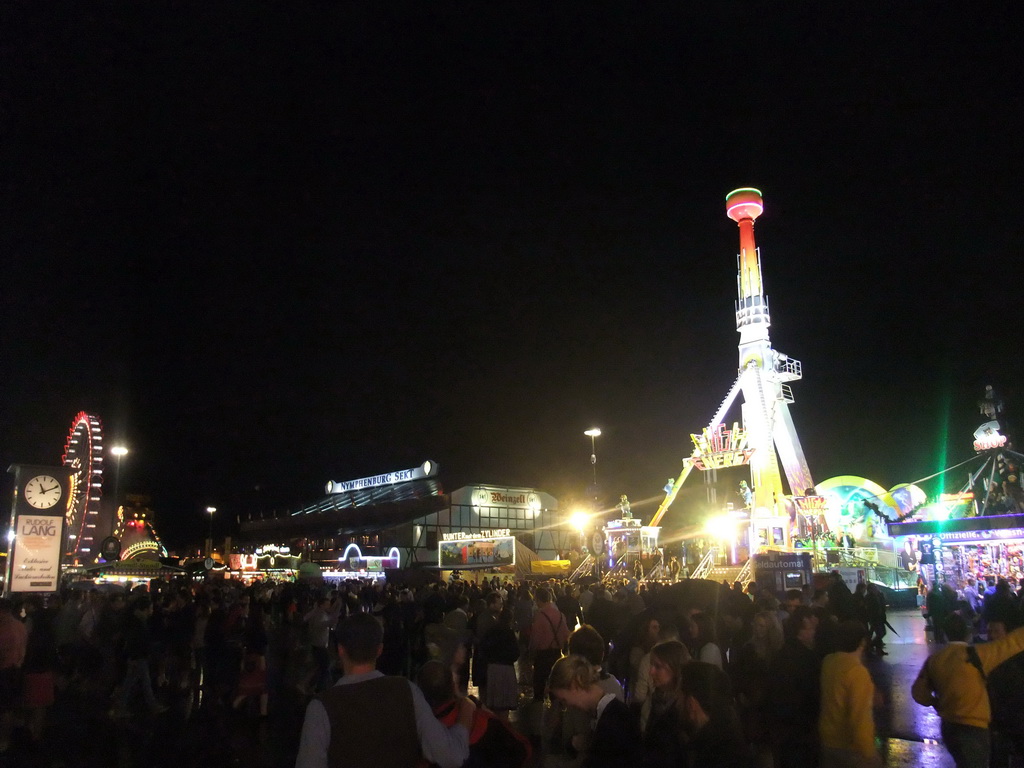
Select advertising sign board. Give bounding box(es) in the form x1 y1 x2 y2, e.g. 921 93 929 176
438 536 516 568
325 460 437 494
752 550 813 596
9 514 64 592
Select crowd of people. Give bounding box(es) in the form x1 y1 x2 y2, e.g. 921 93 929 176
0 569 1022 768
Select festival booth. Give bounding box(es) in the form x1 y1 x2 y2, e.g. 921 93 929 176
82 556 186 588
887 411 1024 586
323 544 401 583
603 517 661 570
228 544 302 583
888 513 1024 586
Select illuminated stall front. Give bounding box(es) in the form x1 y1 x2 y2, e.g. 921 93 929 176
603 518 661 573
323 544 401 583
887 407 1024 586
228 544 302 583
888 513 1024 586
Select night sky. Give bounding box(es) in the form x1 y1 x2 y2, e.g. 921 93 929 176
3 5 1021 549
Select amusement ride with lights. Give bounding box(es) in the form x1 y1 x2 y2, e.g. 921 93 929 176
593 188 950 587
592 188 817 581
60 411 167 575
62 411 105 564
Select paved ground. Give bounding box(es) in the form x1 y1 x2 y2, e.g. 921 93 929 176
0 608 954 768
866 608 953 768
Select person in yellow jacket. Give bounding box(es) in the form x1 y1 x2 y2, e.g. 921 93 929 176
911 612 1024 768
818 620 883 768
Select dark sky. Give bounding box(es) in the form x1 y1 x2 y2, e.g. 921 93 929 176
2 4 1021 548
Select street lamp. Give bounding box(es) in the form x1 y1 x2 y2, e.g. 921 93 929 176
110 445 128 506
206 506 216 556
584 427 601 493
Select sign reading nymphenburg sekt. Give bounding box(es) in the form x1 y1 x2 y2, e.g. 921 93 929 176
325 460 437 494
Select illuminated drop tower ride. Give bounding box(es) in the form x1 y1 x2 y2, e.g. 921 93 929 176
728 188 813 513
650 188 813 531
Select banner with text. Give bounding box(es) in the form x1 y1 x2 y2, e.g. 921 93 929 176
438 536 516 568
10 514 64 592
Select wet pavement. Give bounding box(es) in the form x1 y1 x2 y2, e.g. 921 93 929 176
519 608 956 768
866 608 953 768
0 608 954 768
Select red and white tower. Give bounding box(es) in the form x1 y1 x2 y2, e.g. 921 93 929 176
650 189 813 538
726 188 813 514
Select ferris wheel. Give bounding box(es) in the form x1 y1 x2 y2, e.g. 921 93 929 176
62 411 105 562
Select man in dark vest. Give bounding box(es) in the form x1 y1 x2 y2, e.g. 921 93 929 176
296 612 474 768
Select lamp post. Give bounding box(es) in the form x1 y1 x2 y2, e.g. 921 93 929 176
206 506 217 557
585 428 598 505
584 427 601 494
110 445 128 507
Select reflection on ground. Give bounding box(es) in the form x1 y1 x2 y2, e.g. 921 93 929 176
869 608 954 768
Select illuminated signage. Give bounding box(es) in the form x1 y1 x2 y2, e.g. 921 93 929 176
469 487 541 510
255 544 291 557
793 496 828 515
338 544 401 571
325 460 437 494
752 552 812 570
974 434 1008 451
932 528 1024 544
9 514 64 592
438 536 516 568
691 423 754 470
442 529 511 541
973 421 1007 452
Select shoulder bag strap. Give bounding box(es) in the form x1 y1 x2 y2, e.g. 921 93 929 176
965 645 986 681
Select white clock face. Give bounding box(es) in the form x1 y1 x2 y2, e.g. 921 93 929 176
24 475 62 509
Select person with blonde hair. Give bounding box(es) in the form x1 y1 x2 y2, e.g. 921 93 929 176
550 624 625 759
639 640 691 767
548 655 640 768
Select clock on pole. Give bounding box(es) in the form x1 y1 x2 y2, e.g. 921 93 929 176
4 464 74 596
